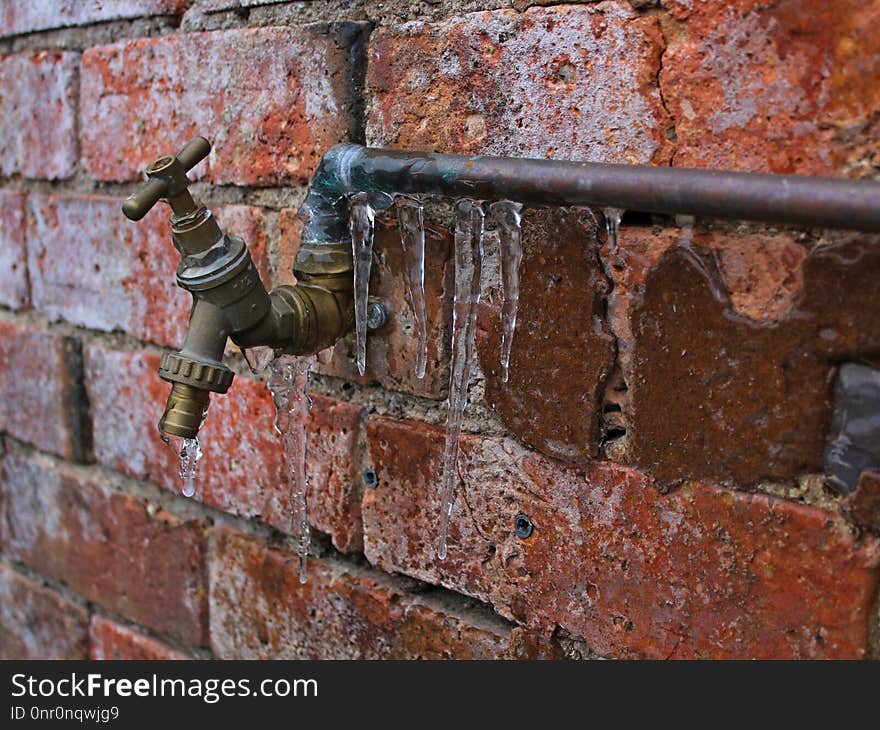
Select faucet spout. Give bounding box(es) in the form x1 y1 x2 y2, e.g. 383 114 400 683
157 298 232 440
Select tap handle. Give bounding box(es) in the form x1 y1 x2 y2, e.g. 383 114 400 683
122 136 212 221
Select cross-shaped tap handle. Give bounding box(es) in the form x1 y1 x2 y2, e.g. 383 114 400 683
122 136 212 221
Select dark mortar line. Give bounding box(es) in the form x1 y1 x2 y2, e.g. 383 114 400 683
0 175 308 211
60 335 94 465
0 557 93 616
2 16 183 54
650 5 679 168
86 604 213 659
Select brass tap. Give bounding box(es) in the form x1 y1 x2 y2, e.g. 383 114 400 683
123 136 354 440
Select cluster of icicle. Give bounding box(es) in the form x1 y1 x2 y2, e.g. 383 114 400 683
348 194 529 560
164 196 626 571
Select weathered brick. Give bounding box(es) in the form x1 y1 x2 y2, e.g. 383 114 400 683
0 51 78 179
844 470 880 534
660 0 880 175
363 416 880 659
0 564 88 659
27 194 271 349
209 527 517 659
478 207 614 462
81 24 366 185
367 3 671 164
84 343 364 549
0 449 208 646
89 615 189 660
0 319 86 460
317 215 454 399
0 0 189 38
610 228 880 489
0 191 28 310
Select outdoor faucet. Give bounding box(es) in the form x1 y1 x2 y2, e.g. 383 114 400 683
123 136 354 440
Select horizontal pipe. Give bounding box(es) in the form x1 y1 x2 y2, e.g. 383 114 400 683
299 144 880 243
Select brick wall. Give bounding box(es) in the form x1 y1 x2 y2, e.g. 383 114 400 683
1 0 879 660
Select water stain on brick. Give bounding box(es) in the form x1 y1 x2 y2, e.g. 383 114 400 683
478 207 615 462
624 233 880 489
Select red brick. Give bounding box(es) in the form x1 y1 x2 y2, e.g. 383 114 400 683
660 0 880 175
477 207 614 462
0 0 189 38
0 191 28 310
0 449 208 646
209 527 517 659
27 194 271 349
84 343 365 550
844 470 880 534
81 24 365 185
316 214 455 399
89 615 189 660
363 416 880 659
0 319 86 460
367 3 671 164
0 51 78 179
612 228 880 489
0 564 88 659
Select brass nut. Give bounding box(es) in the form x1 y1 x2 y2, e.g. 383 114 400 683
158 352 233 393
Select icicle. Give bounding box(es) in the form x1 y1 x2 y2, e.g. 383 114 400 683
437 199 485 561
243 345 275 374
675 214 696 245
396 196 428 380
602 207 625 252
267 355 313 584
160 434 203 499
489 201 523 384
316 345 335 365
349 192 376 376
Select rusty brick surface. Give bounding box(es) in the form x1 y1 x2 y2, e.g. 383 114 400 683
661 0 880 175
0 191 29 310
209 527 522 659
0 51 78 180
363 416 880 659
367 3 672 164
0 563 89 659
317 216 454 399
0 0 189 38
478 207 615 462
615 231 880 489
27 194 271 349
0 449 208 646
844 470 880 534
80 24 367 185
84 344 365 549
89 615 190 660
0 319 86 461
